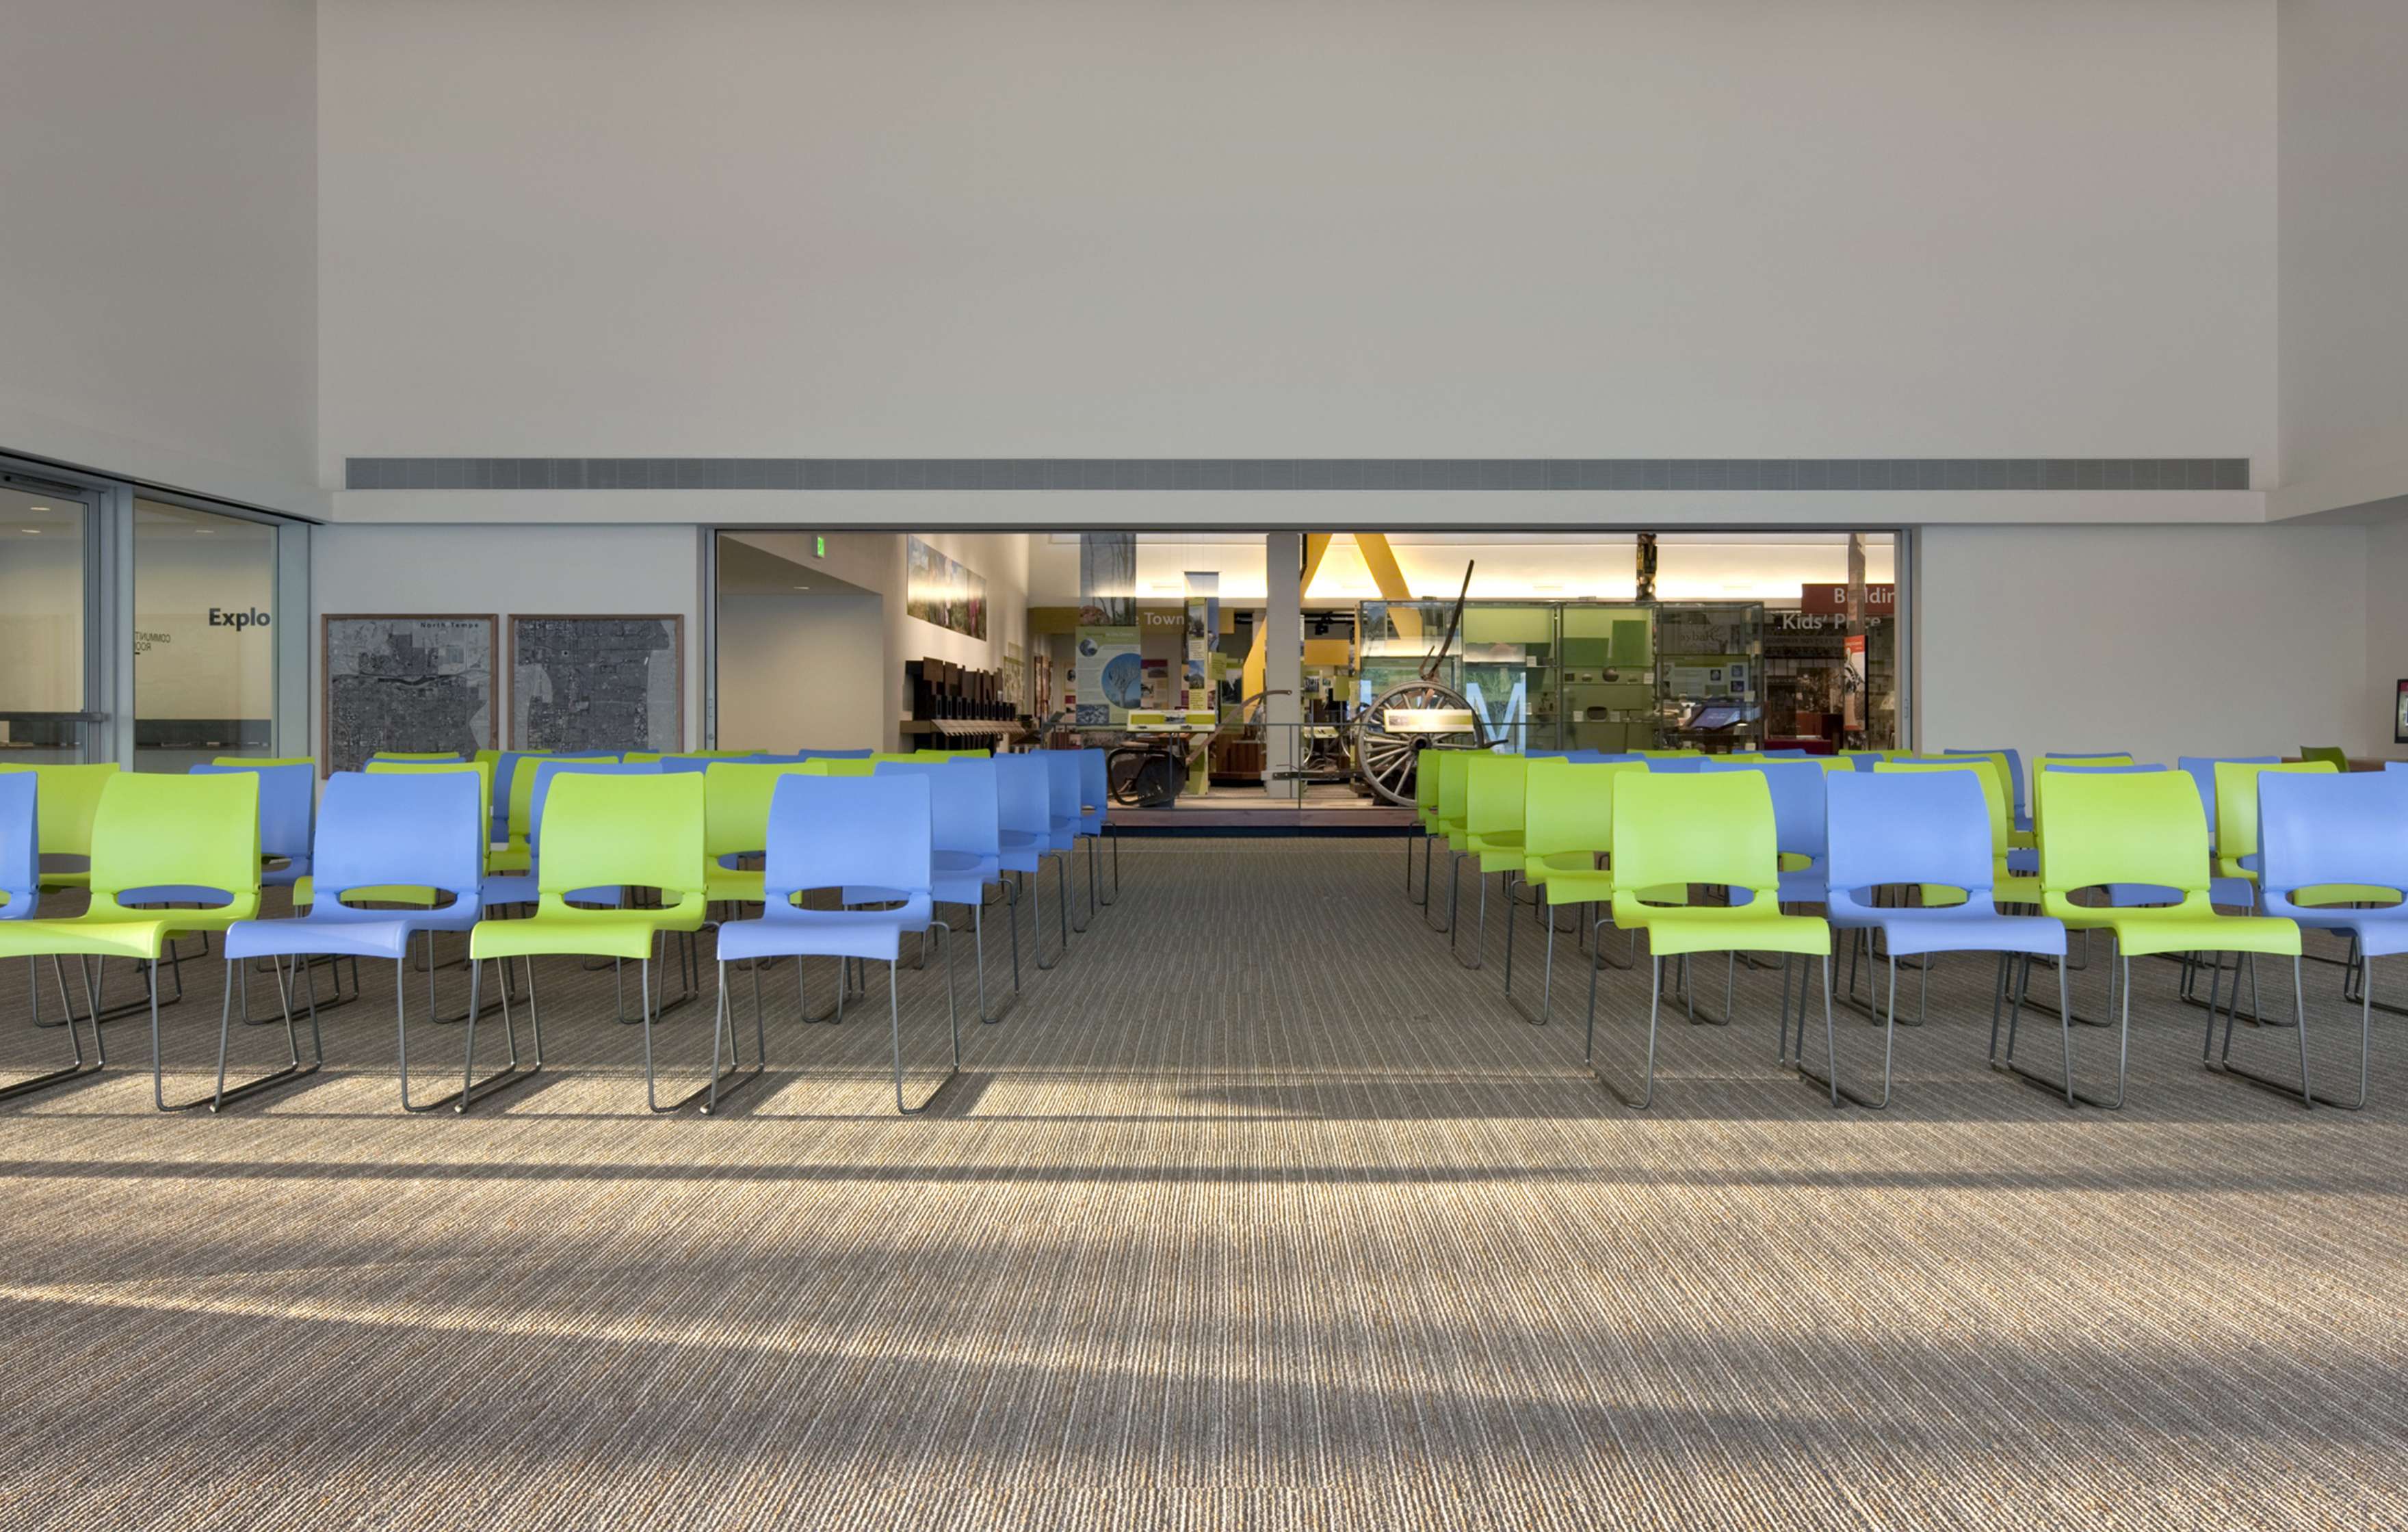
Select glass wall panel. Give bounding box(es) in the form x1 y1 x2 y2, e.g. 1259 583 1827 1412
0 487 94 763
133 499 278 769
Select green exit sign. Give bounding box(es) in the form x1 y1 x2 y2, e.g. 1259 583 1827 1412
814 536 827 558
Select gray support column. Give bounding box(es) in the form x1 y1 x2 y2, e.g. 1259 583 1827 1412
1264 532 1303 802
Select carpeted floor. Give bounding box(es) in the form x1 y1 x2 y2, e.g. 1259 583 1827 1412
1 838 2404 1530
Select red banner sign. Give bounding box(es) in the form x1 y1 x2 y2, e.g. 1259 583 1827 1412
1800 583 1896 616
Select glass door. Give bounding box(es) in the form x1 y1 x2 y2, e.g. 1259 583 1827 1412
0 477 104 763
133 499 280 769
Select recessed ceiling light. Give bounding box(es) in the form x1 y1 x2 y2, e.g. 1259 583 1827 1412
26 505 49 512
791 583 811 590
20 528 40 535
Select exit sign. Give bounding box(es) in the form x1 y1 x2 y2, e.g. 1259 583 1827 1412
814 535 827 558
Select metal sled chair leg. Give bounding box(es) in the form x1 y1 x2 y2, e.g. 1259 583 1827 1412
196 958 322 1113
2212 953 2359 1109
1993 950 2126 1109
0 955 101 1103
697 958 772 1115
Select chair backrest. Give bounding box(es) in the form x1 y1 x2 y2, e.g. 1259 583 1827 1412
367 759 495 845
1878 758 2009 862
1759 748 1810 759
88 771 261 914
193 761 315 861
536 771 705 905
800 758 876 778
313 770 486 909
1040 751 1082 822
1465 753 1527 842
1702 759 1827 859
0 772 36 919
703 761 815 867
1523 758 1640 862
1944 748 2026 815
895 758 1005 859
2300 746 2351 771
1435 750 1476 829
1645 756 1708 774
794 748 875 759
991 753 1051 838
1611 769 1779 904
506 754 618 844
2037 770 2206 914
369 751 466 763
2214 759 2338 871
0 762 119 860
2030 754 2139 823
2177 755 2278 836
763 771 933 903
1414 750 1443 820
1827 769 1993 917
2258 771 2408 914
531 760 665 858
218 756 313 768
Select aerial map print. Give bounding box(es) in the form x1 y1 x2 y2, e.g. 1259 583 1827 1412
511 614 682 752
322 615 497 773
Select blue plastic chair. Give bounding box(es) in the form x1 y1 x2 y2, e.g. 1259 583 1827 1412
0 774 96 1101
1824 771 2072 1107
120 762 315 907
1645 757 1708 774
993 754 1070 969
1704 760 1829 906
2252 771 2408 1109
222 771 527 1112
1075 748 1120 911
881 758 1016 1022
1760 748 1810 759
715 772 959 1113
1037 752 1095 933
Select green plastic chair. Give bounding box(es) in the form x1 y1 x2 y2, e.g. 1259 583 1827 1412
1598 770 1833 1108
1406 750 1444 908
1510 759 1647 1021
703 761 814 906
800 758 876 778
0 763 119 890
0 771 296 1111
2301 747 2351 771
2029 755 2134 838
217 756 313 768
1425 751 1477 935
1446 754 1529 970
2035 770 2300 1109
495 754 616 872
467 771 712 1112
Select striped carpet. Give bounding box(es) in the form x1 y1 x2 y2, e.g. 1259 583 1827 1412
0 838 2404 1530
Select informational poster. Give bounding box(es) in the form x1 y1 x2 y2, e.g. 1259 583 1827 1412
1843 632 1868 731
1183 571 1220 711
1075 625 1140 726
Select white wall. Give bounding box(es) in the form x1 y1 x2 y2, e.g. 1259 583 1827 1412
0 0 319 514
716 590 885 752
2364 518 2408 753
2275 0 2408 517
309 523 705 754
722 531 1031 752
1917 523 2372 766
318 0 2275 475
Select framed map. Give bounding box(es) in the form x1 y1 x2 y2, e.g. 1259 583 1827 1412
510 613 683 752
321 614 498 775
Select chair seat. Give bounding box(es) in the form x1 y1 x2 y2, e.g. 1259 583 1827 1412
719 898 932 963
469 906 693 961
0 916 175 962
1623 905 1829 958
1835 904 2067 959
2286 906 2408 957
480 873 540 907
1995 873 2043 907
1543 867 1616 906
223 913 420 963
2091 909 2301 960
486 843 532 874
1777 869 1827 906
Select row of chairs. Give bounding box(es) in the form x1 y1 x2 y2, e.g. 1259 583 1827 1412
0 748 1123 1115
1409 745 2402 1112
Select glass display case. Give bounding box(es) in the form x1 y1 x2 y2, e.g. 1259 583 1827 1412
1357 598 1762 754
